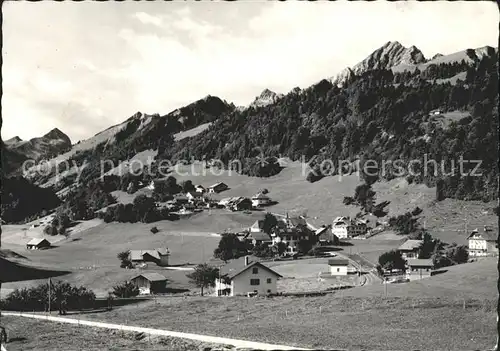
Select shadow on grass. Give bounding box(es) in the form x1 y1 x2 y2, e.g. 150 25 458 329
337 241 354 247
0 250 29 260
8 337 27 342
163 287 190 294
432 269 448 276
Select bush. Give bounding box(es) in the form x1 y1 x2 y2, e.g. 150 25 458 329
150 226 159 234
112 281 139 298
117 251 133 269
1 281 95 311
43 225 58 236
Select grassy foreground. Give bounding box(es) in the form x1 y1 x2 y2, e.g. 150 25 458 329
1 316 229 351
62 295 496 351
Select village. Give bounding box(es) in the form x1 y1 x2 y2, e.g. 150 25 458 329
19 176 496 299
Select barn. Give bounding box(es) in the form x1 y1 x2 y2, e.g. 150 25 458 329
130 273 167 294
26 238 51 250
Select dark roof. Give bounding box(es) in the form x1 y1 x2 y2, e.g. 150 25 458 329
467 230 497 241
220 256 282 280
133 273 167 282
209 182 227 188
328 259 349 266
287 217 306 227
186 192 202 198
249 231 271 241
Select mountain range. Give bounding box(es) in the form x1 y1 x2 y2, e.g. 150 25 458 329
2 41 498 223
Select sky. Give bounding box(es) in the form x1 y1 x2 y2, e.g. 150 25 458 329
2 1 498 143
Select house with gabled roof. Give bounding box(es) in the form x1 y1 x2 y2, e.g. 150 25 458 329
468 228 498 257
245 231 272 246
251 192 271 207
398 239 423 260
26 238 51 250
332 216 368 239
215 256 282 296
131 273 167 294
406 258 434 280
129 248 170 267
250 220 265 233
207 182 229 193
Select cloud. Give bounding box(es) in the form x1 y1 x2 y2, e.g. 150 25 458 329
134 12 163 27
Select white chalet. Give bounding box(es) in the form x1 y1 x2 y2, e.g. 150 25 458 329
251 193 271 207
467 227 498 257
215 256 282 296
331 216 367 239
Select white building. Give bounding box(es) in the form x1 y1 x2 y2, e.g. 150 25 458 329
251 193 271 207
331 217 367 239
328 258 349 276
468 228 498 257
215 256 282 296
195 185 206 193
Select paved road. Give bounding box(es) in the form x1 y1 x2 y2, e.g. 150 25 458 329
1 312 312 351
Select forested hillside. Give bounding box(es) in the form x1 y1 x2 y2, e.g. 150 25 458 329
160 47 498 201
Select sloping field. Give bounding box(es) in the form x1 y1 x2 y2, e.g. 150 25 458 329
62 259 497 351
104 149 157 177
343 257 497 299
434 71 467 85
1 211 263 296
174 122 212 141
162 161 496 244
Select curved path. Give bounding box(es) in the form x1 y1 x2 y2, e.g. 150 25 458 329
1 312 311 351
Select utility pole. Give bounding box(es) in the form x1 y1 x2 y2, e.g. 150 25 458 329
48 278 51 314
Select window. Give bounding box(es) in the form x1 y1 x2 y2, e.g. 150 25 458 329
267 289 271 293
250 279 260 286
252 267 259 274
337 268 340 272
267 278 272 284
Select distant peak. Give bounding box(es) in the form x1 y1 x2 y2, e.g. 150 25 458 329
259 88 279 98
5 136 22 144
43 128 71 143
250 88 283 108
431 53 443 60
384 40 403 47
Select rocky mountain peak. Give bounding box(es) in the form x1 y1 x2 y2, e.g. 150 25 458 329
331 41 427 87
250 89 284 108
43 128 70 142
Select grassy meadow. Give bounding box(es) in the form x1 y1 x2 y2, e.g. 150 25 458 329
60 258 497 350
